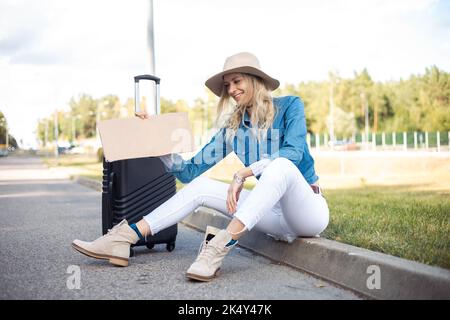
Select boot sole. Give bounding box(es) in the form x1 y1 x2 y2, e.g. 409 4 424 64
71 242 129 267
186 268 220 282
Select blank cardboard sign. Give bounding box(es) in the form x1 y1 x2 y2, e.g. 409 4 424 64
98 112 195 162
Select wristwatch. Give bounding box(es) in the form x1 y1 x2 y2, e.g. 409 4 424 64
233 173 246 185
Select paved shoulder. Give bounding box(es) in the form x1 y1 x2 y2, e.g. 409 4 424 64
0 156 361 299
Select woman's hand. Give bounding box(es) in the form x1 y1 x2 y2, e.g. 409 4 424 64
135 111 150 119
227 173 245 214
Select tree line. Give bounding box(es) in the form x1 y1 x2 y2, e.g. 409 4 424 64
0 111 18 148
36 66 449 145
35 90 219 145
278 66 449 138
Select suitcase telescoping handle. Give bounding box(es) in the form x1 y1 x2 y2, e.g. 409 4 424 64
134 74 160 115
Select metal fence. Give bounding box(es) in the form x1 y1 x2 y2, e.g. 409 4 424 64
307 131 450 152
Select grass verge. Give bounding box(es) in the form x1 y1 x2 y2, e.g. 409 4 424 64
322 186 450 269
179 179 450 269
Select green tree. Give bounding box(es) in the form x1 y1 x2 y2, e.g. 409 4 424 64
419 66 450 131
69 94 97 138
0 111 18 148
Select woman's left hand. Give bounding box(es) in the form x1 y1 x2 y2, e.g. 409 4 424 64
227 175 244 214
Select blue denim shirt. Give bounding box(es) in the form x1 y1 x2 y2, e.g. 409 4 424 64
167 96 318 184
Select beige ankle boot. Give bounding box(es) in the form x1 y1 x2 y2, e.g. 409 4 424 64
186 226 237 281
72 220 139 267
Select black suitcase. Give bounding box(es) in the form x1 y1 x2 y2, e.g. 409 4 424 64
101 74 177 252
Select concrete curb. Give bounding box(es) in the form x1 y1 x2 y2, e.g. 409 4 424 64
182 208 450 300
73 176 102 192
73 176 450 300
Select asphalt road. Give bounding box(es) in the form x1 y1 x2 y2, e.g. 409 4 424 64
0 155 360 300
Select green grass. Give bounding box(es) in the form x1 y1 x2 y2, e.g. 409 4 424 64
42 155 99 167
321 187 450 269
179 180 450 269
43 155 450 269
42 155 103 180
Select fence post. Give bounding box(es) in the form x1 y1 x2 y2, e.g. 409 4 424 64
414 131 418 150
392 132 396 149
362 132 366 150
372 132 376 151
425 132 429 150
403 132 407 151
307 133 311 149
382 132 386 149
316 133 320 151
437 131 440 153
324 133 328 149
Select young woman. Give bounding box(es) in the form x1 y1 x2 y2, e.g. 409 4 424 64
72 52 329 282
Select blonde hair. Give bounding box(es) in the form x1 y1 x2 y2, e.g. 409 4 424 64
215 73 276 141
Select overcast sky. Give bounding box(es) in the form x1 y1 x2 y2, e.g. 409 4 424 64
1 0 449 147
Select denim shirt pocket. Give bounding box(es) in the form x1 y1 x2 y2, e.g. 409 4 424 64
261 131 282 157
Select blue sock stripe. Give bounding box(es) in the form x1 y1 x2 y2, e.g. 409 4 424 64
130 223 145 241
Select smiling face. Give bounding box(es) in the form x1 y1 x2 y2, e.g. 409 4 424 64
223 73 253 106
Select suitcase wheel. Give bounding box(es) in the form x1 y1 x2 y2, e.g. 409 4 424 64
146 243 154 250
129 248 135 257
166 242 175 252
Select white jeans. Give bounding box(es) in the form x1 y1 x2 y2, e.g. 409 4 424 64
144 157 329 242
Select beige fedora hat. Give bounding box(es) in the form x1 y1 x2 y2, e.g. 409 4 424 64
205 52 280 97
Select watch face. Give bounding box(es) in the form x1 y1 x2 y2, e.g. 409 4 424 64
234 174 244 184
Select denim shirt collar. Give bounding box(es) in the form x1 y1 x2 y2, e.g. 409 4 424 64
243 110 251 125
